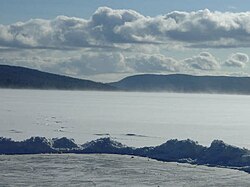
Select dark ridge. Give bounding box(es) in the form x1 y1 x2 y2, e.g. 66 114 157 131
80 137 135 154
3 64 250 94
52 137 79 150
0 64 116 91
109 74 250 94
1 136 250 173
200 140 248 166
0 137 56 154
147 139 206 162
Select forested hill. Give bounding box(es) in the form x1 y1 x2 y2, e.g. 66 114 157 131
0 65 115 91
3 64 250 94
110 74 250 94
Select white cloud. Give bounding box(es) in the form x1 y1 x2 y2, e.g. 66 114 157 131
43 52 132 76
2 48 250 81
224 53 249 68
2 8 250 49
182 52 220 71
90 7 144 44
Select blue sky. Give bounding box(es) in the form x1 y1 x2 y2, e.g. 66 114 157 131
1 0 250 82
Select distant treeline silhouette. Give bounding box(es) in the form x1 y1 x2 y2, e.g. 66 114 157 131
110 74 250 94
0 65 115 90
2 64 250 94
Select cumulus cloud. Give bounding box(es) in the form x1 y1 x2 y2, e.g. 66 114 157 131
43 52 131 76
55 51 222 77
45 52 181 76
0 49 222 77
0 7 146 49
224 52 249 68
182 52 220 71
90 7 144 44
2 7 250 49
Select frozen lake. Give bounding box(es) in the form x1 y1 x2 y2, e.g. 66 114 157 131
1 154 250 186
1 89 250 148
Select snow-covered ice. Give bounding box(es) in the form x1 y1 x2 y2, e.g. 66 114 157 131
1 154 250 186
1 89 250 148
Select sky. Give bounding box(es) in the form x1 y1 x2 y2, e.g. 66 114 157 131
1 0 250 82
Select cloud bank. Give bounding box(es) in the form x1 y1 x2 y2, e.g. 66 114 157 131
2 7 250 49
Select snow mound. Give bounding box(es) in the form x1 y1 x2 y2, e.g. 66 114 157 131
82 137 134 154
52 137 79 150
1 136 250 173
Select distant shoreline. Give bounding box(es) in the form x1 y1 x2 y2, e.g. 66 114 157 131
3 64 250 95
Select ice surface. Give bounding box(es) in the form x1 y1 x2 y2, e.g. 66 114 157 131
0 154 250 186
1 89 250 148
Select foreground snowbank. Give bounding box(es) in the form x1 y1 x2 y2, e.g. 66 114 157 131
1 136 250 173
2 154 250 186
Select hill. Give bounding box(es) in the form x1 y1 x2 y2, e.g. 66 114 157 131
110 74 250 94
0 65 115 91
3 65 250 94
